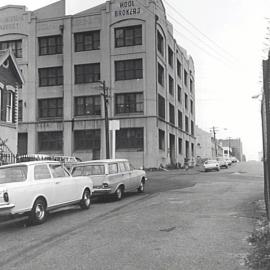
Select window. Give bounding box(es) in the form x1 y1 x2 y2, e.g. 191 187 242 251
74 96 101 116
74 129 100 150
115 59 143 81
190 79 193 93
6 91 13 122
158 63 164 86
34 164 51 180
0 166 27 184
158 94 165 119
185 116 189 132
157 31 164 55
159 129 165 150
39 98 63 118
191 120 194 135
184 69 188 86
74 30 100 52
116 128 144 150
39 35 62 55
169 103 175 125
75 63 100 84
109 163 118 174
177 85 182 103
49 164 69 178
118 162 126 172
169 76 174 96
124 161 130 171
0 88 15 123
115 92 143 114
185 93 188 110
18 100 23 122
168 46 173 67
39 67 63 86
178 138 182 154
178 110 183 129
0 39 22 58
38 131 63 152
190 100 193 114
177 60 181 78
115 25 142 47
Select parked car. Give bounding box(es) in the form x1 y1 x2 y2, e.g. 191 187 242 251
203 160 220 172
225 158 232 166
216 157 228 169
0 161 93 225
71 159 147 200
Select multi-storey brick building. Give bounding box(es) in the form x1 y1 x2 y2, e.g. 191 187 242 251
0 0 195 168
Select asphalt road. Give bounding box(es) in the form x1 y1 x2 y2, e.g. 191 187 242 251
0 161 263 270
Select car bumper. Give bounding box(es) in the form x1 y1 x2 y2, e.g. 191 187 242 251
92 187 112 196
0 203 15 215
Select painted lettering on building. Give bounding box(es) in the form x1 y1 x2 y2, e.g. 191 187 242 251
0 14 26 32
115 1 141 17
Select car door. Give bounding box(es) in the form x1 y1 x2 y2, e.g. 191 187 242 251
107 163 121 192
33 163 56 207
125 161 141 190
118 162 131 191
49 163 79 205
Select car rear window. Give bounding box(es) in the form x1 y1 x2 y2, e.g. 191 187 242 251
72 165 105 176
0 166 28 183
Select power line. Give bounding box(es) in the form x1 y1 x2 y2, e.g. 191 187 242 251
163 0 237 62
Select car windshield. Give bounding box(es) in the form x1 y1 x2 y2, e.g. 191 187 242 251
0 166 28 184
207 160 217 164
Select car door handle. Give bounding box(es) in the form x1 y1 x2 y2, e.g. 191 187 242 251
55 181 60 184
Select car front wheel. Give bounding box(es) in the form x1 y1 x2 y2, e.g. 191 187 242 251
29 198 47 225
80 189 91 210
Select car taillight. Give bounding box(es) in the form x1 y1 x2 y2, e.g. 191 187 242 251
3 192 9 202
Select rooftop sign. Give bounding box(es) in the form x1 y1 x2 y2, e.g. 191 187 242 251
114 1 141 17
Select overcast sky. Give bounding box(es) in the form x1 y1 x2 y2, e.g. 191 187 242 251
1 0 269 160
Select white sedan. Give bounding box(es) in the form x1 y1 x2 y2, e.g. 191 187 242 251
203 160 220 172
0 161 93 225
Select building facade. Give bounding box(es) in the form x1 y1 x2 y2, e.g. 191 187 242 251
0 0 195 168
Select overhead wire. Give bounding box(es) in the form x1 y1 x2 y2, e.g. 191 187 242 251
163 0 237 62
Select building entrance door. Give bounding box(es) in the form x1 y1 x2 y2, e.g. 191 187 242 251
169 134 176 165
18 133 28 155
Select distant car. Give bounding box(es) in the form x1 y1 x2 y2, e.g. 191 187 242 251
203 160 220 172
230 157 238 163
71 159 147 200
225 158 232 166
0 161 93 225
216 157 228 169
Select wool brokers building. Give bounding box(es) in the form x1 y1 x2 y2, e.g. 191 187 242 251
0 0 195 168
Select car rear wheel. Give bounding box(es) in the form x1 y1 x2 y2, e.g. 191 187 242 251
137 180 145 193
29 198 47 225
80 189 91 210
115 186 123 200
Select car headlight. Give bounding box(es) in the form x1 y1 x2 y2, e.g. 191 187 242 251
102 183 109 188
3 192 9 202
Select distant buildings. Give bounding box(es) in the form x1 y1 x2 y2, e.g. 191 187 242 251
196 125 244 163
0 0 196 168
218 138 243 161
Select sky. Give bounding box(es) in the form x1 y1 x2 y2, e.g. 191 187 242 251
1 0 269 160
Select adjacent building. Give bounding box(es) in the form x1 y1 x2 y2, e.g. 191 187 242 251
0 48 24 164
195 125 222 163
0 0 196 168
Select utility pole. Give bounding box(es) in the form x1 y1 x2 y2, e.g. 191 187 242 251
210 126 218 158
100 80 110 159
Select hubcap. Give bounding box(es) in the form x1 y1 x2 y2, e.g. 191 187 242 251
117 188 122 199
35 204 45 220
